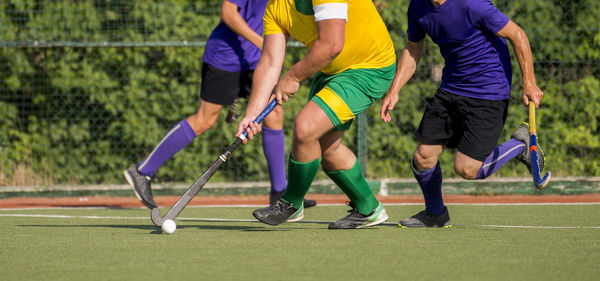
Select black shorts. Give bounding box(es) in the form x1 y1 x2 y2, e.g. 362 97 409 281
416 89 509 161
199 63 253 105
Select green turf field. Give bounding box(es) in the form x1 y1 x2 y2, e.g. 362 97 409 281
1 204 599 281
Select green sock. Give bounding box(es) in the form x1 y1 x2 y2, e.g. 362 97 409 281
325 159 379 215
281 156 321 209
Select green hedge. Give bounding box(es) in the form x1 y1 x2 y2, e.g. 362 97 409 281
0 0 598 186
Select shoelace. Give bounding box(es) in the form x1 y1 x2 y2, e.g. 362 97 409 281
271 200 291 213
344 201 360 214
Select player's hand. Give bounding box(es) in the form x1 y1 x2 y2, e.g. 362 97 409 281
380 92 399 123
275 71 300 105
235 115 261 144
523 84 544 108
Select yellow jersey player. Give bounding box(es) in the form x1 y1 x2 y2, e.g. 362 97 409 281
236 0 396 229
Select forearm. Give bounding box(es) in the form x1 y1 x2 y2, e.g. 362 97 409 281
389 41 422 94
286 19 345 82
245 34 287 117
499 21 536 87
246 59 281 117
221 1 263 49
512 33 536 87
287 39 341 81
389 48 419 93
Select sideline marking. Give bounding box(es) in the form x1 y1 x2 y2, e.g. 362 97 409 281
0 201 599 211
1 213 599 229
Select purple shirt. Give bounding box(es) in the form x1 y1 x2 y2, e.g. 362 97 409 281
408 0 512 100
202 0 268 72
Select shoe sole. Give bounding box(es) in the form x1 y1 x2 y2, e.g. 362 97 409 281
398 223 452 228
357 209 389 229
286 212 304 223
123 169 145 203
252 212 298 226
286 207 304 223
252 208 304 225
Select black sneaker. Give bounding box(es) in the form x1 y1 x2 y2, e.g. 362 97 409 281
511 123 546 174
269 190 317 209
398 207 452 228
303 199 317 208
252 199 304 225
123 165 157 209
328 202 388 229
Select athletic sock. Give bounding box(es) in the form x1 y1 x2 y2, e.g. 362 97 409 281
137 119 197 177
413 159 445 216
324 159 379 215
476 138 526 179
281 157 320 209
262 127 286 193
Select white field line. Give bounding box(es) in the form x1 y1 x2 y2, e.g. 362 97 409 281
0 202 599 212
0 213 599 229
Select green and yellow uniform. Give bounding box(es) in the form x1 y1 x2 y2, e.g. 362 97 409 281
264 0 396 129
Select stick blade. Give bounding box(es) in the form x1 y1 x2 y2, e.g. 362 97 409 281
535 172 551 190
150 207 164 226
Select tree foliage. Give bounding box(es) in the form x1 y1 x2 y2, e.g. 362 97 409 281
0 0 598 186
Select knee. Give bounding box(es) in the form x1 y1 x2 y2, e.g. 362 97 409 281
270 105 283 120
188 112 218 135
413 148 438 170
292 119 316 144
264 106 283 129
454 162 478 180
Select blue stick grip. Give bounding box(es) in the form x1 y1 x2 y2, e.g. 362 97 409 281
240 99 278 139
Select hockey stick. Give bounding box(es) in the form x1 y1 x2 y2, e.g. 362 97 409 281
150 99 279 226
528 101 551 189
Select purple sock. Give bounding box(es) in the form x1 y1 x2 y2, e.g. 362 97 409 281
413 159 445 216
262 127 286 193
137 119 197 177
476 138 525 179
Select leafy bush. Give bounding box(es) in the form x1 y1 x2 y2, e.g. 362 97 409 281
0 0 598 186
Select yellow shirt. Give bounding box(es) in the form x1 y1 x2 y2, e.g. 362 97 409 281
264 0 396 74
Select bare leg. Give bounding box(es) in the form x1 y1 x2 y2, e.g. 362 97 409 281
186 99 223 135
454 152 483 180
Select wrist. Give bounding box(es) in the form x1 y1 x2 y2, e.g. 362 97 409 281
287 67 302 82
523 77 536 88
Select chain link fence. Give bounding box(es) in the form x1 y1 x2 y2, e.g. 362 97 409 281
1 0 599 188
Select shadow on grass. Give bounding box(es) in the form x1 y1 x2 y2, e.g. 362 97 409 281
17 223 272 233
19 224 159 231
17 219 398 233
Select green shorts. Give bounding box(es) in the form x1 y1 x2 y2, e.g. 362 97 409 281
309 63 396 130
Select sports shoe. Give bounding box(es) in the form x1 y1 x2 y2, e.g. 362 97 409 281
303 199 317 208
398 207 452 228
123 165 157 209
328 202 388 229
511 123 546 174
269 190 317 208
253 199 304 225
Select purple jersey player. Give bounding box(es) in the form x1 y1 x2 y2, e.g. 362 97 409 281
124 0 316 209
380 0 546 227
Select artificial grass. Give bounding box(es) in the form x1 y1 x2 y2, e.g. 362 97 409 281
1 205 599 281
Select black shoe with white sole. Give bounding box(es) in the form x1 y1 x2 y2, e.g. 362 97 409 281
123 165 157 209
253 199 304 225
399 207 452 228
